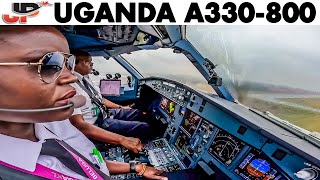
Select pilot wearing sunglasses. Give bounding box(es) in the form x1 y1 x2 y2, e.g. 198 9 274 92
0 26 166 180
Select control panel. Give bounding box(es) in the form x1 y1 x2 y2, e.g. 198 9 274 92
150 80 191 106
107 139 185 180
174 130 190 155
187 120 215 160
107 147 139 180
144 139 185 171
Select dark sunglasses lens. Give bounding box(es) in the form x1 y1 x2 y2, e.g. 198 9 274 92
66 55 75 72
40 53 64 83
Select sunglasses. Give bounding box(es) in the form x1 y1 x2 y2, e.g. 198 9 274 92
0 52 76 84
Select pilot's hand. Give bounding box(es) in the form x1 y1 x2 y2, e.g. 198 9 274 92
136 164 167 180
121 105 132 109
121 137 144 153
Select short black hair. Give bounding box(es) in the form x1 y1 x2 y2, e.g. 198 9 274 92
70 49 91 64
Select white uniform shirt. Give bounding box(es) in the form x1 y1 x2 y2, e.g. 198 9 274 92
0 120 110 179
72 72 103 124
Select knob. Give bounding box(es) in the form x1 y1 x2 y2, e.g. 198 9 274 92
295 169 317 180
106 73 112 79
114 73 121 80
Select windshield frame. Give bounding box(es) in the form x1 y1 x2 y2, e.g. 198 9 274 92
173 39 236 102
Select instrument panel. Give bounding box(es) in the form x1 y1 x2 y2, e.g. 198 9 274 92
150 80 191 106
234 149 290 180
174 130 190 155
142 78 320 180
160 97 176 118
181 110 202 136
156 94 289 179
186 119 216 162
208 129 246 166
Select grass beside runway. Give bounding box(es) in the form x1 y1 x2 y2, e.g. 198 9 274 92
278 98 320 109
241 98 320 132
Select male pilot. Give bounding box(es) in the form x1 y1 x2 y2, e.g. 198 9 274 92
69 50 156 152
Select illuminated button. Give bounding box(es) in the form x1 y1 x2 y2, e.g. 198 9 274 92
197 146 202 153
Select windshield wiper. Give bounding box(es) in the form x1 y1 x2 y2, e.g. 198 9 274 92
249 108 320 148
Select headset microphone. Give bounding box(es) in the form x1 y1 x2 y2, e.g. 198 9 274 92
0 95 86 123
92 69 100 76
0 95 86 113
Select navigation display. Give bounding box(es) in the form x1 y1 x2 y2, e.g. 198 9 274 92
208 129 246 166
234 149 289 180
100 80 121 96
181 111 202 136
174 130 190 154
160 97 176 116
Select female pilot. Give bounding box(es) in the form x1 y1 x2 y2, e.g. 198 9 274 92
0 26 166 180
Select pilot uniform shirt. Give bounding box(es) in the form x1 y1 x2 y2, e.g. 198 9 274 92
0 119 110 179
72 72 102 124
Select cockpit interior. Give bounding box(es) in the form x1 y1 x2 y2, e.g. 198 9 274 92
59 25 320 180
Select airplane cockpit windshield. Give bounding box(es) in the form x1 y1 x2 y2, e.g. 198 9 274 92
121 48 216 94
187 26 320 133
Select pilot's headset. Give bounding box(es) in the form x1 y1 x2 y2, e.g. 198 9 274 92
0 96 85 123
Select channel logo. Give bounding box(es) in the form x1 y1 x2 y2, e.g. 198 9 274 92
2 2 52 24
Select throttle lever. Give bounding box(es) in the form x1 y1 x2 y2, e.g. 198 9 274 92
138 148 148 156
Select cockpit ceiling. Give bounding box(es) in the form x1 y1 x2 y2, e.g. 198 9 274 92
58 25 174 54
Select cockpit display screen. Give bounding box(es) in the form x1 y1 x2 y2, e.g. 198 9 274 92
181 111 202 136
179 106 187 116
160 97 176 116
234 149 289 180
174 130 190 155
100 79 121 96
208 129 245 166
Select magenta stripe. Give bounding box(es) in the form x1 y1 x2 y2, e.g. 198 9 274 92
59 142 104 180
0 161 79 180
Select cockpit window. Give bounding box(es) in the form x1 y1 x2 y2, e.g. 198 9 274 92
89 56 131 86
187 26 320 133
121 48 216 95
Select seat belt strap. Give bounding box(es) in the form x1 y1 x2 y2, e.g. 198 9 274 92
76 80 110 119
0 161 79 180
